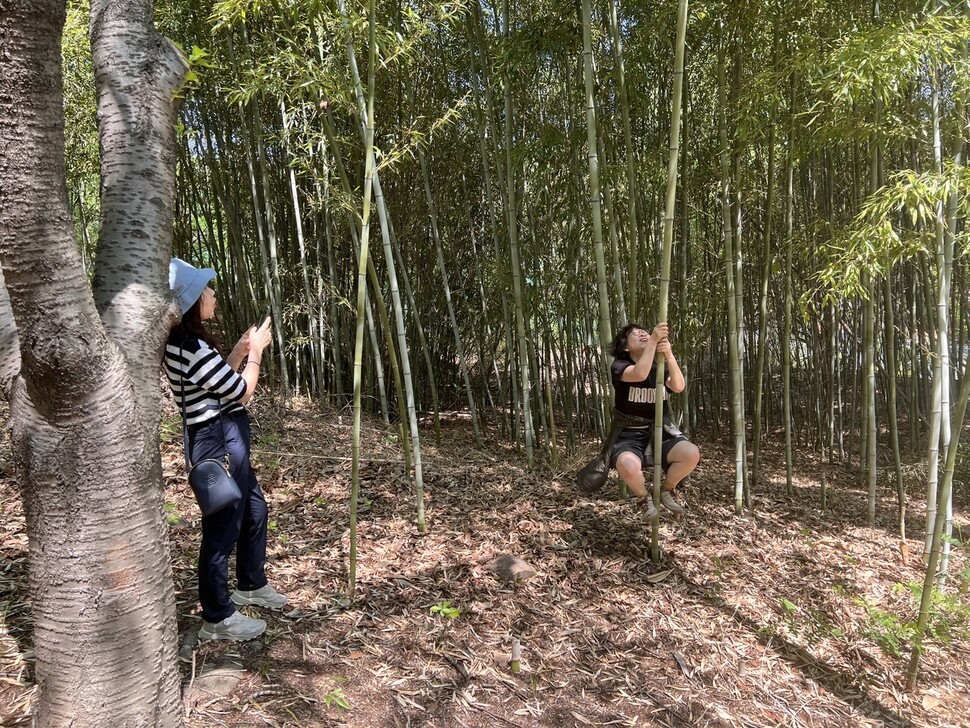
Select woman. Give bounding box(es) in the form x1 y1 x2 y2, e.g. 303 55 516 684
610 322 700 519
166 257 287 641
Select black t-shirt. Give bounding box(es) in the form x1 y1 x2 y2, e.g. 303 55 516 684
611 357 670 421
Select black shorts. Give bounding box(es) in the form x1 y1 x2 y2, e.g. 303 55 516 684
611 424 688 471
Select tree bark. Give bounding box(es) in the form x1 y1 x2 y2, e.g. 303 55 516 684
0 0 186 724
0 268 21 398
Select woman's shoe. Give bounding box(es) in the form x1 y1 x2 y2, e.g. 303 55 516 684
199 610 266 641
231 584 289 610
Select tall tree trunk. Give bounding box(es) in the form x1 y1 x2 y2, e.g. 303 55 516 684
939 29 965 575
339 11 426 528
599 136 628 325
320 168 345 401
907 346 970 689
407 83 482 446
752 120 776 490
228 32 289 390
469 4 518 442
282 101 324 396
0 0 187 724
678 70 691 431
502 0 534 466
651 0 689 563
348 0 378 593
863 269 877 526
925 68 951 558
782 154 794 497
718 24 747 515
581 0 613 351
607 0 642 320
581 0 614 485
883 269 905 542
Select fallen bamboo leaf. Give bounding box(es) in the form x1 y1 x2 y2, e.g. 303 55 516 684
922 694 941 711
645 568 674 583
673 650 694 678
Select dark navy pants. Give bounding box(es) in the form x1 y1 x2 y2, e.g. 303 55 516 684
188 412 268 622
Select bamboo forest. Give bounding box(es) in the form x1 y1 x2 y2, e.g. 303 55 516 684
1 0 970 725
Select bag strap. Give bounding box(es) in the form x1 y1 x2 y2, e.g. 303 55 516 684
177 341 230 472
598 408 629 456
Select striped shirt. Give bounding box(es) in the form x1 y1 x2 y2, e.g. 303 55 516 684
165 335 247 427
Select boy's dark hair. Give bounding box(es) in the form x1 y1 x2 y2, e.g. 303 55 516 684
610 323 647 360
168 298 222 353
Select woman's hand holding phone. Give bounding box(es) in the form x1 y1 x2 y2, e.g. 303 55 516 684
250 315 273 355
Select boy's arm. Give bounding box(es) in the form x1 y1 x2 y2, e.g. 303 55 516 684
658 339 685 393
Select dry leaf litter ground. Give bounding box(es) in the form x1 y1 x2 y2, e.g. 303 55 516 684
0 397 968 727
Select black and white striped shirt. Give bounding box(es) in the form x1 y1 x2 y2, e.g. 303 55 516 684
165 335 247 427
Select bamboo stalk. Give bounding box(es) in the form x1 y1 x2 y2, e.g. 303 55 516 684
650 0 689 563
718 22 747 516
348 0 378 595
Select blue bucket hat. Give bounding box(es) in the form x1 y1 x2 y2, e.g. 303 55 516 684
169 257 216 315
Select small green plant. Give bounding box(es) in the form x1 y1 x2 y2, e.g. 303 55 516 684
163 502 181 526
430 600 460 619
857 599 913 658
856 580 970 660
268 520 278 533
710 554 737 580
257 433 280 447
900 581 970 645
806 606 844 644
323 686 350 717
776 598 843 646
160 417 181 444
314 496 327 506
778 597 800 634
942 532 970 594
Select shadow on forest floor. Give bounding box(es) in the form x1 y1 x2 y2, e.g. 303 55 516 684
0 404 968 727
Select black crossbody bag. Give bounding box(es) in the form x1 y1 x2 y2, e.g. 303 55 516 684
177 344 242 516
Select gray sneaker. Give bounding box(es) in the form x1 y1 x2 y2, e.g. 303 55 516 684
660 489 686 513
199 611 266 641
639 495 658 519
231 584 288 610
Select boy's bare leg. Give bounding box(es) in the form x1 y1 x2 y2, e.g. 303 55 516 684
616 452 647 496
664 441 700 491
616 452 656 517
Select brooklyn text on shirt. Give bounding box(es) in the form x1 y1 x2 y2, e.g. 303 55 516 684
626 386 669 405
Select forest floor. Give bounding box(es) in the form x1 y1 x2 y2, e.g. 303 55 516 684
1 398 969 727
